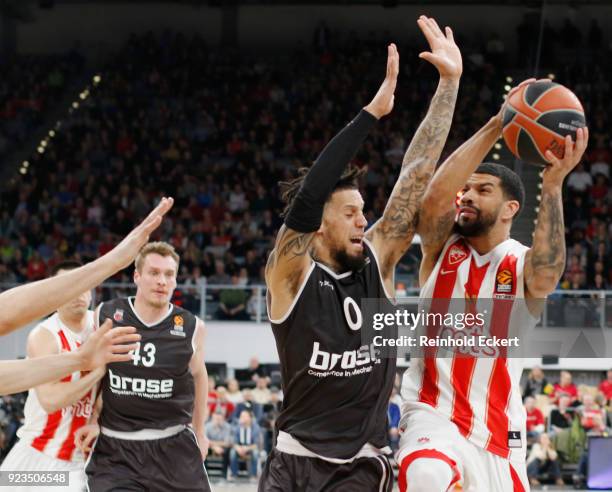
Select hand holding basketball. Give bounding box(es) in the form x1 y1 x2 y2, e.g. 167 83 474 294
543 127 589 187
417 15 462 80
364 43 399 119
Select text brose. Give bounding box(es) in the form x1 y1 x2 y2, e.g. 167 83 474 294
109 369 173 395
309 342 379 370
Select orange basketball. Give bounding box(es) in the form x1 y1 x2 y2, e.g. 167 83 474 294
502 81 586 166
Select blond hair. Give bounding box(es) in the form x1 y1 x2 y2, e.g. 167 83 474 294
135 241 180 273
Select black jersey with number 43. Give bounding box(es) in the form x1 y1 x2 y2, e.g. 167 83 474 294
98 297 197 432
269 239 397 459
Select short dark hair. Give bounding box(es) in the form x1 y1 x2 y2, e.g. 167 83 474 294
51 260 83 276
279 164 366 218
474 162 525 217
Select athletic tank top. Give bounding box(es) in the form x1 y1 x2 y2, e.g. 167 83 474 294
268 238 396 460
401 234 539 461
98 297 197 431
18 312 96 462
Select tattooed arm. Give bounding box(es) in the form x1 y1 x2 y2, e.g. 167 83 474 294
366 16 461 286
366 77 459 279
266 44 398 319
525 127 588 298
416 79 538 286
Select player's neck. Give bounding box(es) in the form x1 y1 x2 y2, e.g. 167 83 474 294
464 228 510 255
133 295 170 324
58 311 87 333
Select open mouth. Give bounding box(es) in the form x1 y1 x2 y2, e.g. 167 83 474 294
350 237 363 245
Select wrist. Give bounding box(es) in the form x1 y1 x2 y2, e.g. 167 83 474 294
541 179 564 193
69 349 87 372
363 104 382 120
440 75 461 85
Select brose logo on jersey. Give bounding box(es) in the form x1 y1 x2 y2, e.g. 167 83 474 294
108 369 173 399
309 341 380 371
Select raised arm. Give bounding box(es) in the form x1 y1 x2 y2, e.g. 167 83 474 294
266 45 397 318
525 127 588 298
416 79 536 285
0 197 173 335
366 16 461 278
0 319 139 395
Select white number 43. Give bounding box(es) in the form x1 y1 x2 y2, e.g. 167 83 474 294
130 342 156 367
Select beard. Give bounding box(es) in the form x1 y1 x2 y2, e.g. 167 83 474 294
454 207 498 237
332 247 367 273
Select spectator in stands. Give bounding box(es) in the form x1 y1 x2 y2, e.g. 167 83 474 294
522 366 550 399
566 163 593 197
553 371 578 405
578 393 607 433
525 396 546 440
251 377 271 405
216 274 250 320
527 433 564 487
208 261 231 286
205 409 232 478
210 386 235 420
232 389 263 423
246 356 269 383
597 370 612 405
229 410 262 482
207 375 218 417
388 391 401 452
226 378 245 405
550 395 575 434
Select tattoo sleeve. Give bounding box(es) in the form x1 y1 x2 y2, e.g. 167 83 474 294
527 188 566 294
373 78 459 244
266 226 315 295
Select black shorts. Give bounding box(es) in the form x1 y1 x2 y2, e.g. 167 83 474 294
259 448 394 492
85 428 211 492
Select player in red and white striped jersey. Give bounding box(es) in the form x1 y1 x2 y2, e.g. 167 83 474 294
1 261 103 491
398 80 588 492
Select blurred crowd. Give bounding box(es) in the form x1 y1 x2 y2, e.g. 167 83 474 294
521 367 612 487
0 53 84 160
0 18 608 315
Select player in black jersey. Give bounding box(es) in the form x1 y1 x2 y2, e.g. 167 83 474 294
75 242 211 492
260 15 463 491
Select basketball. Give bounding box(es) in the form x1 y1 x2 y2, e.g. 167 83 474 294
502 81 586 166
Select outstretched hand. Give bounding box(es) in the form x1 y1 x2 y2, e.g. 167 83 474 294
417 15 462 80
364 43 399 120
109 196 174 270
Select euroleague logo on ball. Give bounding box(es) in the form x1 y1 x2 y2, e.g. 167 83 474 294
502 81 586 166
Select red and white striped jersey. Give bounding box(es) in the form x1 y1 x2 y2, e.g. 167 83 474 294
401 234 539 462
17 311 96 463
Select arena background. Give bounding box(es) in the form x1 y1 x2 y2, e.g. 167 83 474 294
0 1 611 490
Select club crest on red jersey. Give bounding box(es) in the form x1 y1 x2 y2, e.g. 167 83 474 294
448 245 468 265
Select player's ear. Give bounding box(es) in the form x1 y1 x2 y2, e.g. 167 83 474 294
502 200 520 221
133 268 140 284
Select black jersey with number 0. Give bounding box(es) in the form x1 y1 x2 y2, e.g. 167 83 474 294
269 240 396 459
98 297 197 432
